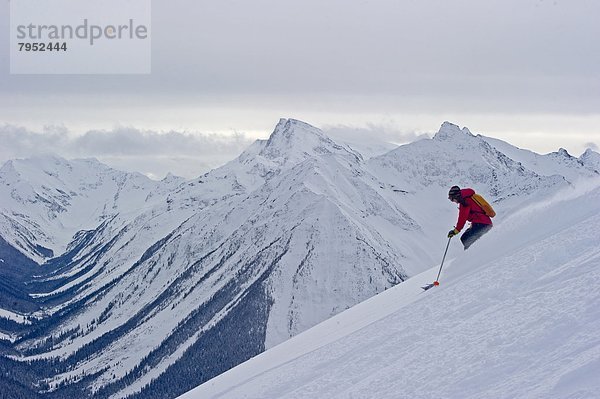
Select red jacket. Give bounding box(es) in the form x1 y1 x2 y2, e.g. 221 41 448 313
455 188 493 231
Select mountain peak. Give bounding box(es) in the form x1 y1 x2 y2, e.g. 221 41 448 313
266 118 328 145
579 148 600 173
581 148 598 159
259 118 350 164
162 172 175 180
580 148 600 163
433 121 475 141
556 148 573 158
161 172 185 184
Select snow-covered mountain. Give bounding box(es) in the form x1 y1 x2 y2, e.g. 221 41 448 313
580 147 600 172
0 119 598 399
182 176 600 399
370 122 568 198
482 136 599 183
0 156 184 263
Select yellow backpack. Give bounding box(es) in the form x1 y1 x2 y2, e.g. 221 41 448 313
471 193 496 218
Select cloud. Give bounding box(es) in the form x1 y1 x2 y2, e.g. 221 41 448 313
323 122 431 145
2 0 599 116
0 124 254 179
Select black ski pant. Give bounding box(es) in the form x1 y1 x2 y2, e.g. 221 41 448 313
460 223 492 250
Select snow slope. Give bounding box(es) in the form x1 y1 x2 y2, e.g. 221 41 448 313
181 177 600 399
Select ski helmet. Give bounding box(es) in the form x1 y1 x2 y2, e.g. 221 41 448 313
448 185 461 201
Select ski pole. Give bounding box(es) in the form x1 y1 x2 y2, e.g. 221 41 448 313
433 237 452 286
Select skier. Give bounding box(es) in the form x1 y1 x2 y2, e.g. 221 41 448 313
447 186 493 250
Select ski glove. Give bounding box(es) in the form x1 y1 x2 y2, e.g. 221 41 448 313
447 228 459 238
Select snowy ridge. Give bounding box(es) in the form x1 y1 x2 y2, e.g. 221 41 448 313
0 119 597 399
0 156 184 263
181 177 600 399
579 148 600 172
369 121 566 200
482 136 599 183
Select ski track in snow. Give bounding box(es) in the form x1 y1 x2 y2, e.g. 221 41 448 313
182 181 600 399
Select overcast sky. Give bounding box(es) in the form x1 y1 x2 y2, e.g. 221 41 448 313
1 0 599 178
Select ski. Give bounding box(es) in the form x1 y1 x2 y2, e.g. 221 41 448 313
421 281 439 291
